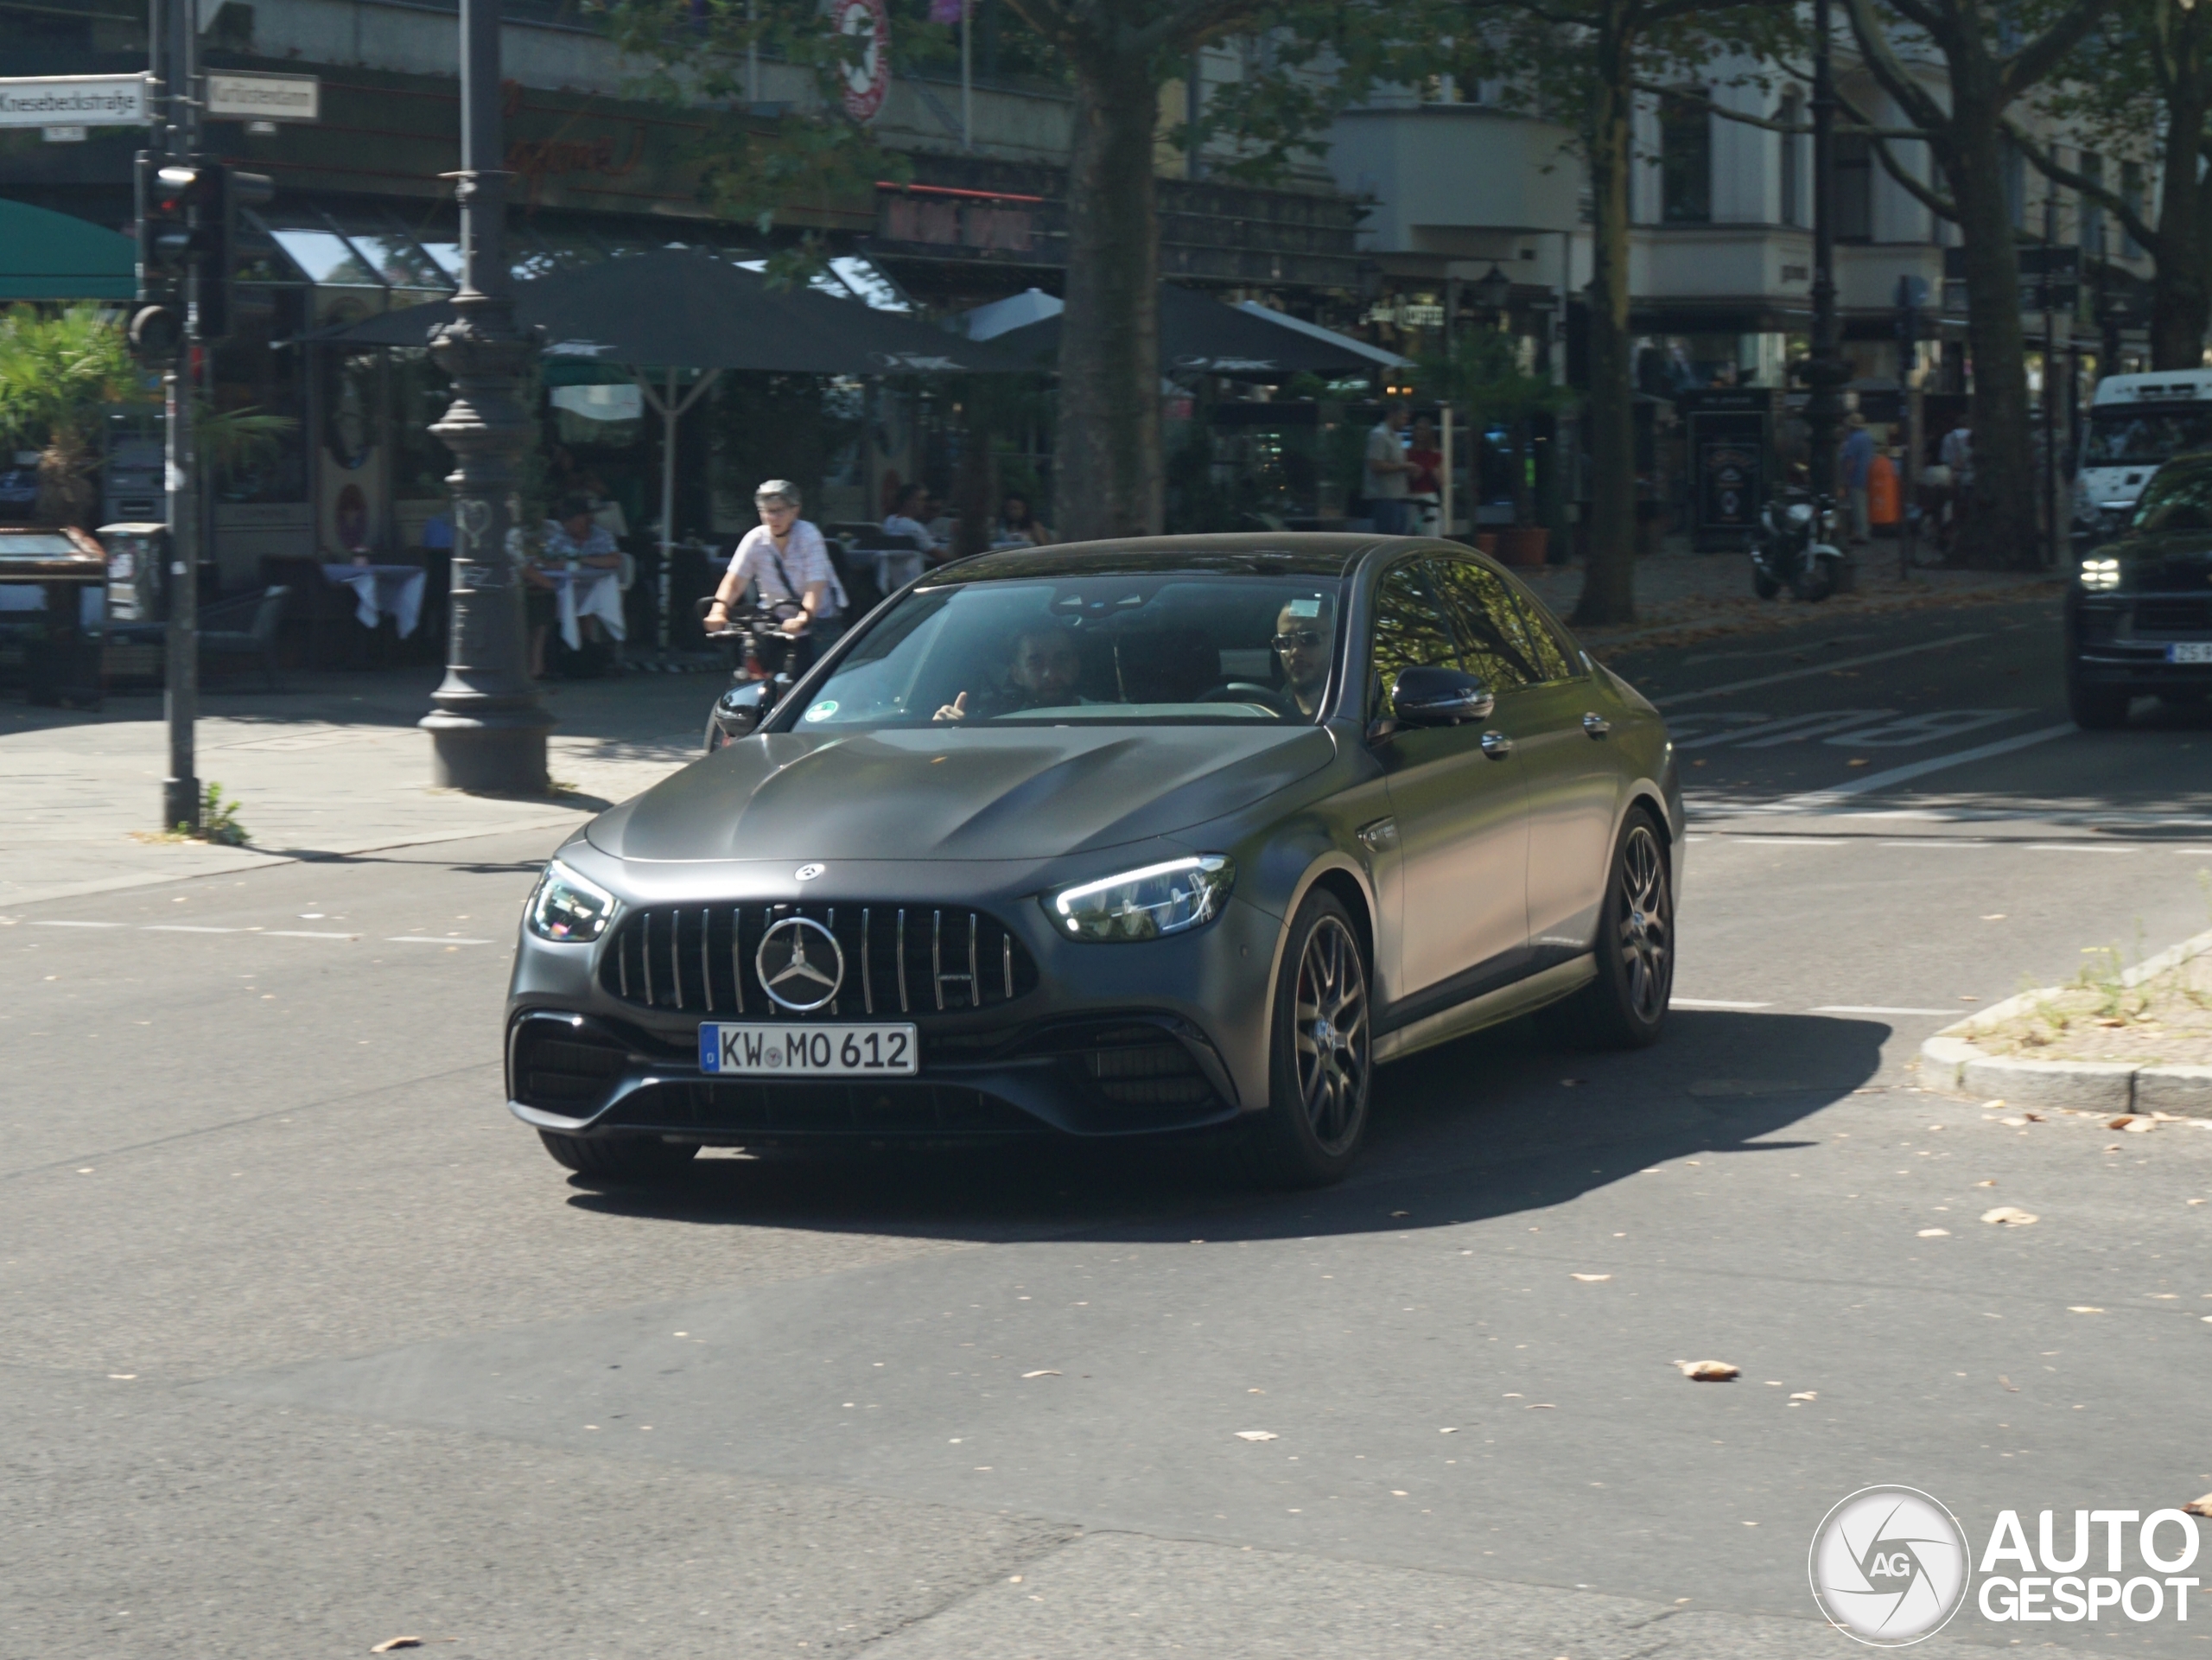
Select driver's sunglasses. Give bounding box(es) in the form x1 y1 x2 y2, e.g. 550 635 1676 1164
1272 629 1325 651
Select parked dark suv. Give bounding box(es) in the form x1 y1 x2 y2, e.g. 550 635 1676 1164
2066 452 2212 727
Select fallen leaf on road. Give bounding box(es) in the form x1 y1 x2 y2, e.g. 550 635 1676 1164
1675 1360 1740 1382
2120 1118 2155 1134
2023 1112 2046 1123
369 1642 423 1655
1440 1427 1458 1434
1999 1376 2018 1391
1999 1117 2028 1128
1846 758 1870 767
1235 1430 1278 1441
2185 1494 2212 1518
2190 1199 2206 1206
1981 914 2006 920
1571 1273 1612 1282
1789 1391 1817 1402
1389 1210 1409 1218
2098 1019 2128 1028
1975 1180 1997 1187
1983 1098 2007 1109
1020 1370 1060 1378
1526 1403 1556 1409
1918 1229 1951 1237
1981 1206 2038 1226
2068 1307 2105 1314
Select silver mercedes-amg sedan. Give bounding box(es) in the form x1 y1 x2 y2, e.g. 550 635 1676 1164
507 534 1681 1187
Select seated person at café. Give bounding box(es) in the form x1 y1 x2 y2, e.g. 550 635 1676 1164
524 496 622 677
933 621 1092 721
884 482 947 558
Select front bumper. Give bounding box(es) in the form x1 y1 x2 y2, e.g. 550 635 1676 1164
2068 590 2212 688
505 875 1286 1143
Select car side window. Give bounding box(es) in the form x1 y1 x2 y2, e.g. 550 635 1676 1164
1505 588 1581 684
1369 560 1459 722
1422 557 1541 695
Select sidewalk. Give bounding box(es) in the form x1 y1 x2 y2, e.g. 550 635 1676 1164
0 670 714 910
1516 543 2061 654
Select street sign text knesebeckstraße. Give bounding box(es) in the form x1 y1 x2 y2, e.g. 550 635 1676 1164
0 74 150 130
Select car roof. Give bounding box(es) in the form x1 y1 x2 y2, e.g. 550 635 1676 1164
924 532 1391 584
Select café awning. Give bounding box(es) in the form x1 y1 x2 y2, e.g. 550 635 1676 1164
0 199 137 302
970 284 1403 378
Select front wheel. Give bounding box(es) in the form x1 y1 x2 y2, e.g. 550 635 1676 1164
1244 889 1372 1188
1554 812 1674 1049
1789 555 1839 603
539 1130 699 1183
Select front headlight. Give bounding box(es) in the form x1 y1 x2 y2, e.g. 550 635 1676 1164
1043 855 1236 943
2078 557 2121 591
526 860 617 942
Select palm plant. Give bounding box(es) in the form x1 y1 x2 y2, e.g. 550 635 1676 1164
0 304 145 528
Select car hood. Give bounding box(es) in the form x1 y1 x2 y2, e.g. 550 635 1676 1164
588 724 1338 863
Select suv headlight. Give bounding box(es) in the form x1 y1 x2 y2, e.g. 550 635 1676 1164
1043 855 1236 942
2078 557 2121 591
526 860 617 942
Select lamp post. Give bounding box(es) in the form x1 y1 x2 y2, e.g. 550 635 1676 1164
1796 0 1851 566
1472 263 1514 322
420 0 551 792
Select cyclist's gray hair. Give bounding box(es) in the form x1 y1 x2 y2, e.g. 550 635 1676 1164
754 479 802 507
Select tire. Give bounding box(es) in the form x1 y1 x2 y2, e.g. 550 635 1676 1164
1243 889 1373 1188
538 1129 699 1182
1751 568 1782 600
1553 811 1674 1050
1789 557 1838 603
2067 675 2131 730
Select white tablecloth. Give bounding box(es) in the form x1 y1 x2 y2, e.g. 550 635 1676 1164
547 566 626 652
323 564 428 639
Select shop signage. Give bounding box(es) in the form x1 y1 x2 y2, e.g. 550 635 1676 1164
0 73 150 130
206 73 320 123
831 0 893 124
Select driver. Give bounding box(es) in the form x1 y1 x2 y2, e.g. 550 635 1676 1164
935 622 1088 722
1273 595 1335 716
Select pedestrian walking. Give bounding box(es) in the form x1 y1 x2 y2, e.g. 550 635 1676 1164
1840 412 1876 545
1365 402 1414 534
1406 415 1443 536
707 480 847 680
1938 410 1974 553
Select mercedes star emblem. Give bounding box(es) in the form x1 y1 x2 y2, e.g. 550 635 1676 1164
795 863 826 881
755 916 844 1011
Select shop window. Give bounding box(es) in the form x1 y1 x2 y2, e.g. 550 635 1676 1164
1778 92 1804 227
1834 132 1872 243
1659 93 1712 224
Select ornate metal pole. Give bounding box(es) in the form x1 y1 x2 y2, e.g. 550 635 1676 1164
1797 0 1851 557
421 0 551 792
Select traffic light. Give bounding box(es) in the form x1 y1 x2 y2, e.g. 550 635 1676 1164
197 165 273 344
129 158 273 351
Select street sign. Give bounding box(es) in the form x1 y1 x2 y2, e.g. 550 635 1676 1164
205 72 319 123
0 73 151 130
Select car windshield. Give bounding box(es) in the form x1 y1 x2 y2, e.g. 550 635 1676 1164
2082 407 2212 466
2129 461 2212 533
784 571 1345 730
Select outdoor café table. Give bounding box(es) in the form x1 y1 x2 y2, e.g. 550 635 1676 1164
544 563 626 652
322 562 427 639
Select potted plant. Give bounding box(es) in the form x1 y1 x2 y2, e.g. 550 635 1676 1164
1419 327 1576 566
0 303 144 529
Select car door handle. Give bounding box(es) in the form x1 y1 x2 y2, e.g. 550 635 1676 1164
1479 729 1513 759
1582 712 1611 738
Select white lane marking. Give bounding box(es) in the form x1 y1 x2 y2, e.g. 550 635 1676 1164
1810 1005 1960 1016
143 925 241 933
264 929 361 939
29 919 127 929
385 936 493 945
1753 723 2077 811
2021 843 2138 854
1702 836 1847 847
1878 840 1989 848
2170 847 2212 855
23 924 451 944
1674 997 1774 1009
1650 634 1992 708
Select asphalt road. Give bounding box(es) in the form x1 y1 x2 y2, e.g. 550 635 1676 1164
6 588 2211 1659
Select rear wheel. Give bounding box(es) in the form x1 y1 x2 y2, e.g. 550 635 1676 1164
2067 674 2132 730
1553 812 1673 1049
538 1130 698 1182
1244 889 1371 1188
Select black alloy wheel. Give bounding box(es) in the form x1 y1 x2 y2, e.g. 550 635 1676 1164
1555 811 1674 1049
539 1129 699 1182
1247 888 1372 1187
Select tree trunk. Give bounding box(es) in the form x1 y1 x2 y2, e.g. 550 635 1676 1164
1057 46 1162 543
1573 30 1637 626
2150 63 2210 372
1946 120 2040 570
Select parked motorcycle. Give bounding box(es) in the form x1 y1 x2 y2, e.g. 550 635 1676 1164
1748 489 1845 602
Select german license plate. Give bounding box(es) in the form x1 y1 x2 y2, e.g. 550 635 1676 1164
2168 642 2212 664
698 1022 917 1077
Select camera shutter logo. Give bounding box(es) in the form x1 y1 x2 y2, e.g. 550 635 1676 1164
1809 1485 1970 1645
756 917 843 1011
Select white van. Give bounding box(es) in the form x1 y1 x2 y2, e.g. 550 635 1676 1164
2075 371 2212 541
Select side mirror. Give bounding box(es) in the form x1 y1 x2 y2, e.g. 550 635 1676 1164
1391 665 1494 727
710 679 775 742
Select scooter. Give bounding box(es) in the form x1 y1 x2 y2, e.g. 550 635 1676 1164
1748 488 1845 602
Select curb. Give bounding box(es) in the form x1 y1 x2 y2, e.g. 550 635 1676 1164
1919 926 2212 1116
